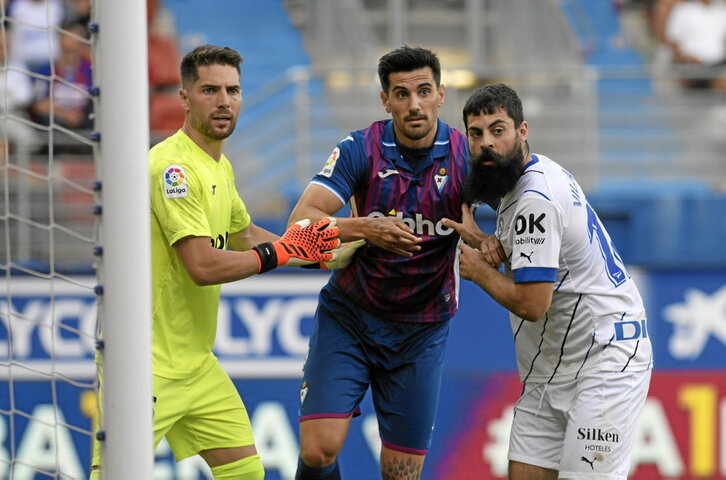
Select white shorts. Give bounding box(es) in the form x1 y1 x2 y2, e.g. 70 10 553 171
508 369 651 479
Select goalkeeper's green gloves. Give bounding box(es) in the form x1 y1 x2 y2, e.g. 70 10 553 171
251 217 340 273
302 239 366 270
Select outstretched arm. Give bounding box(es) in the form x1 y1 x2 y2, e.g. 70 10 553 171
458 242 552 321
289 184 422 257
174 235 262 285
174 218 339 285
227 222 279 251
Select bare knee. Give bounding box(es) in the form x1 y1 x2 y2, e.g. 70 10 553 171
299 418 350 467
299 442 338 468
299 428 343 467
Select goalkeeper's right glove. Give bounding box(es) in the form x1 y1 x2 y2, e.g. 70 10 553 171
301 239 366 270
251 217 340 273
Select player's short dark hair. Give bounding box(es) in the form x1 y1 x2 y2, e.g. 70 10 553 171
377 45 441 93
462 83 524 129
180 44 243 87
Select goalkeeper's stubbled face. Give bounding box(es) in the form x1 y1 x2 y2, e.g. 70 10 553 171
185 64 242 141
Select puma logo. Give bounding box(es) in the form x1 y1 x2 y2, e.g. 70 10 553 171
377 169 399 179
520 251 534 263
581 454 602 470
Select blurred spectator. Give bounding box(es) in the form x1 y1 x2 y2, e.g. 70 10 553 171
662 0 726 89
62 0 91 36
147 0 184 140
6 0 64 71
29 21 92 130
614 0 659 58
0 27 38 156
651 0 681 45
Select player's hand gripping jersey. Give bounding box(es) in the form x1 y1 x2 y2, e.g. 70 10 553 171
311 119 470 323
496 154 653 382
252 217 340 272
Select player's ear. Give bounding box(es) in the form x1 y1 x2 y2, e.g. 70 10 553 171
179 88 190 112
518 120 528 141
380 91 390 113
437 83 445 107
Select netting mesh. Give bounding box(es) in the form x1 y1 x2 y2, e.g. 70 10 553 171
0 0 99 476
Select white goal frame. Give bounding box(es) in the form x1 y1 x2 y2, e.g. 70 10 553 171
96 0 153 478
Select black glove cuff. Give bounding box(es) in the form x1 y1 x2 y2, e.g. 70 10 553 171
252 242 278 273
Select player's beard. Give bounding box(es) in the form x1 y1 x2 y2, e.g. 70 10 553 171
463 140 525 206
193 110 237 141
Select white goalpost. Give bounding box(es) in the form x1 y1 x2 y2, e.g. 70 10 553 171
0 0 152 477
96 0 153 478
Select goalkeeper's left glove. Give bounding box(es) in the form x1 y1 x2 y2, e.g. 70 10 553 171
251 217 340 273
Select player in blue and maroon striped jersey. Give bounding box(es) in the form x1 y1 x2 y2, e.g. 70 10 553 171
288 45 487 480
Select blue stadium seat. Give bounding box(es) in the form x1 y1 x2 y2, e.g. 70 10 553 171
166 0 311 95
165 0 338 215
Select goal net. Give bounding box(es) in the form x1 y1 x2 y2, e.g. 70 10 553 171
0 0 152 478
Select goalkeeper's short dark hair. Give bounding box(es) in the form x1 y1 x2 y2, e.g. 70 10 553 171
377 45 441 93
181 45 243 87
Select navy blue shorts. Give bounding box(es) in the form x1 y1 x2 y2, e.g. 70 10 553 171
299 285 450 454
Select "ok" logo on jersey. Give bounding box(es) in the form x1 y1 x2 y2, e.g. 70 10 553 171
515 213 546 235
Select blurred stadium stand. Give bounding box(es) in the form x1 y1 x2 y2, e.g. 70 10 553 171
167 0 341 217
5 0 724 272
231 0 726 268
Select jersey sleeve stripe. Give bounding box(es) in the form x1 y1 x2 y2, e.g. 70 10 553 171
309 180 347 206
514 267 558 283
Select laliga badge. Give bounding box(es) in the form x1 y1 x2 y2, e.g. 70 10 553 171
163 164 188 198
319 147 340 178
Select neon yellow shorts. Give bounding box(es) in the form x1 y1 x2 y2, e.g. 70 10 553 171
91 359 255 469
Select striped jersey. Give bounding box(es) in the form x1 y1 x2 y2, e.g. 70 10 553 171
311 119 470 323
496 154 653 383
149 130 251 379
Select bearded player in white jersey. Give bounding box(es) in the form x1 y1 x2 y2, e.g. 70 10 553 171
444 83 653 480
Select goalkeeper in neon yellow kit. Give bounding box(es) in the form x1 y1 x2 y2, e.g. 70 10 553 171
90 45 349 479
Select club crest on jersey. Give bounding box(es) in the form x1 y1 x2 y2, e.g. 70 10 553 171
319 147 340 178
434 167 448 191
163 164 188 198
300 381 309 405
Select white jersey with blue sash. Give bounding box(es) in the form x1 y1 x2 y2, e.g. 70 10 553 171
496 154 653 383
